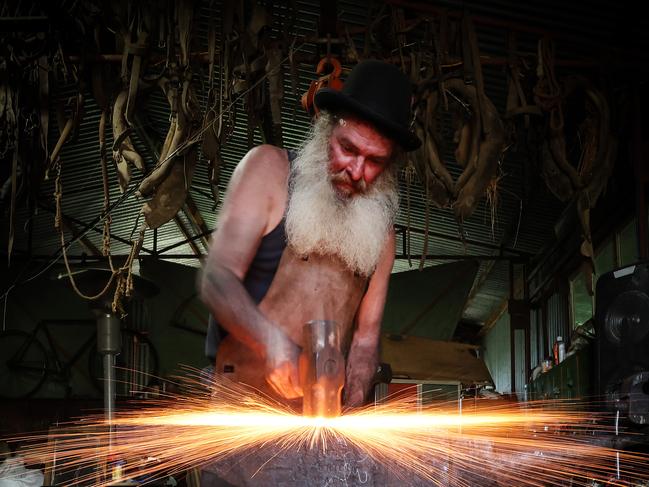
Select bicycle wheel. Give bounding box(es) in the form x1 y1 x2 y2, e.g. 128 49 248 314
0 330 48 399
88 329 160 397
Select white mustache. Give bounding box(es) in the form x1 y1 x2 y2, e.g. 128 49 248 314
330 170 367 194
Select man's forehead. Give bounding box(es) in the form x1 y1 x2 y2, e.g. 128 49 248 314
331 115 395 153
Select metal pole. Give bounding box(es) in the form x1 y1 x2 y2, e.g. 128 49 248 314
96 313 122 424
103 354 116 423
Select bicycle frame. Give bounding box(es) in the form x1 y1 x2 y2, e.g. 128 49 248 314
31 319 96 380
6 332 46 373
3 318 159 399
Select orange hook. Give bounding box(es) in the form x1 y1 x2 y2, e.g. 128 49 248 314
301 56 345 116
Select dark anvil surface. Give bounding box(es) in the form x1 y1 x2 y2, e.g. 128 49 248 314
200 438 501 487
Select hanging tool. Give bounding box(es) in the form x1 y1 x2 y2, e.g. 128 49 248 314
301 57 344 116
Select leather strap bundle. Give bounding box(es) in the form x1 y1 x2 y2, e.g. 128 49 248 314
138 0 201 230
534 39 616 260
410 14 506 229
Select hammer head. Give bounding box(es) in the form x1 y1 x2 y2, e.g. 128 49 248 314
300 320 345 417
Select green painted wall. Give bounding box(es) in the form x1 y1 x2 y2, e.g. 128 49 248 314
1 259 208 398
139 259 208 377
483 313 511 394
382 260 479 340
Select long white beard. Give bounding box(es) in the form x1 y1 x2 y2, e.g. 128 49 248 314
285 114 399 277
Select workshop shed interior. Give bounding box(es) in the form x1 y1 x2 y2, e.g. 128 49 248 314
0 0 648 485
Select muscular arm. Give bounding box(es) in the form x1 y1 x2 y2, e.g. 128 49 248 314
343 229 396 407
200 145 302 398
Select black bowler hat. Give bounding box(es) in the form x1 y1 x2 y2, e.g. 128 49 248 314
314 60 421 151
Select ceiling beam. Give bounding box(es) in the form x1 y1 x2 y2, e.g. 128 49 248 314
172 215 203 256
157 229 213 255
184 197 211 250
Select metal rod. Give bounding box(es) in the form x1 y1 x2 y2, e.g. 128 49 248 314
38 203 154 254
21 252 526 262
172 215 202 256
68 52 215 64
103 354 115 423
385 0 617 48
156 229 214 254
97 313 121 427
400 227 407 258
393 223 531 257
395 253 528 262
64 49 605 70
13 254 202 261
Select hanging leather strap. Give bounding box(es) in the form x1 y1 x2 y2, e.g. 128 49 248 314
46 94 83 178
505 32 541 124
265 44 284 128
177 0 194 68
207 5 217 91
461 14 487 140
38 55 49 162
431 17 448 110
125 14 149 125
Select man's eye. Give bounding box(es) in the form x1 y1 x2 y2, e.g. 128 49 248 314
341 143 354 154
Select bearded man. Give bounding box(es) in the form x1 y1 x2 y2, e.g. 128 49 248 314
200 60 420 408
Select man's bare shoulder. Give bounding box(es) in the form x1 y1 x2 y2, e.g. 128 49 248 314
224 145 289 231
233 145 289 185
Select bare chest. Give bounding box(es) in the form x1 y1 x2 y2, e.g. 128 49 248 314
259 247 368 353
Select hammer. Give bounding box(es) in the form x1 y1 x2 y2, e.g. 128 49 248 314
300 320 345 417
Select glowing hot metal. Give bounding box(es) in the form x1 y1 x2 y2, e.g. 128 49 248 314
300 320 345 418
4 371 649 487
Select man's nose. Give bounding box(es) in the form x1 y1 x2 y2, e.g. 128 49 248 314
346 156 365 181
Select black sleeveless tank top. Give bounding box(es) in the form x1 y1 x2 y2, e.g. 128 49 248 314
204 150 295 360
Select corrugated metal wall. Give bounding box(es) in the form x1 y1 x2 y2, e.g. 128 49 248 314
526 292 569 376
546 292 569 354
514 329 526 399
484 308 559 396
529 308 540 369
483 313 511 394
6 0 626 329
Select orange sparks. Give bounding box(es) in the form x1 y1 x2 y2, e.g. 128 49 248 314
3 371 649 487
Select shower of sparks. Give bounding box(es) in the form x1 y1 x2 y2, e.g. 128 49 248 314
4 369 649 487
